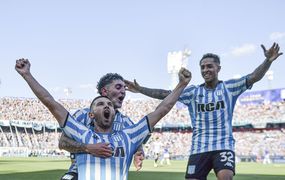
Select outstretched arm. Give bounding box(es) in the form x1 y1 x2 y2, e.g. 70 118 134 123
247 43 283 87
125 79 171 100
147 68 191 128
15 59 68 127
16 59 114 157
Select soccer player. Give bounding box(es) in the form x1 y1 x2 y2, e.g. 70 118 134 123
125 43 283 180
58 73 145 180
160 146 171 166
152 138 162 167
15 59 191 180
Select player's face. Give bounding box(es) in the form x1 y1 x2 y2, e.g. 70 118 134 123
200 58 220 84
102 80 126 109
91 97 115 129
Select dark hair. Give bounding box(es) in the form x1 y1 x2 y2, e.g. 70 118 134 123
89 96 110 111
200 53 220 65
97 73 124 95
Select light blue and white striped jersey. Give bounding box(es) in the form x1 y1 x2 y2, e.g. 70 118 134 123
62 114 150 180
178 76 251 155
68 108 134 173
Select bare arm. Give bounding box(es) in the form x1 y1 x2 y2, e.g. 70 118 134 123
247 43 283 87
15 59 67 127
16 59 114 157
147 68 191 128
59 133 86 153
125 79 171 100
59 132 113 157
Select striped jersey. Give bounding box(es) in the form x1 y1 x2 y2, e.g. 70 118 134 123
62 114 150 180
67 108 134 173
178 76 251 155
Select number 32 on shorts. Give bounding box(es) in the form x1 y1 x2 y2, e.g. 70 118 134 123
219 151 234 163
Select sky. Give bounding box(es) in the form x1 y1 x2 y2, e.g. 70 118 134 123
0 0 284 100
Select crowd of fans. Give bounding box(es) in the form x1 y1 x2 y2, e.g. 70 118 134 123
1 97 285 160
0 97 90 122
234 102 285 126
1 97 285 126
1 127 284 159
144 130 285 160
0 129 65 157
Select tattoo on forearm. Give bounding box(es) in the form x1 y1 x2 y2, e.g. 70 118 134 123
139 87 171 100
59 133 85 153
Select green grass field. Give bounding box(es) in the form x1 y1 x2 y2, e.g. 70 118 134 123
0 157 285 180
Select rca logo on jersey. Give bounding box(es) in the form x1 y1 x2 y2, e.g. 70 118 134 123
197 100 225 112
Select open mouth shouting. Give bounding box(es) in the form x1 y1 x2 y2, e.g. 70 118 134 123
118 95 124 102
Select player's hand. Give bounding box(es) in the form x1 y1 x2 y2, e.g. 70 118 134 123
15 58 31 76
178 67 191 85
124 79 141 93
133 150 144 171
261 42 283 62
85 143 113 158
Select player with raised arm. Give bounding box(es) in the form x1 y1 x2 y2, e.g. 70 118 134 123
125 43 283 180
15 59 191 180
58 73 144 179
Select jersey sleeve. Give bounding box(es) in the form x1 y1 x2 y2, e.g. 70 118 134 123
72 108 91 126
123 116 151 148
225 75 252 99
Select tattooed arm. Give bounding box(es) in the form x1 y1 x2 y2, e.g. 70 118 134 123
58 133 113 157
59 133 86 153
124 79 171 100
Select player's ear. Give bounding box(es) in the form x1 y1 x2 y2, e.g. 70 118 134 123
101 87 108 96
217 65 221 72
88 112 95 119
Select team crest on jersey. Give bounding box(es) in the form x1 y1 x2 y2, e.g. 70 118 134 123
216 89 224 96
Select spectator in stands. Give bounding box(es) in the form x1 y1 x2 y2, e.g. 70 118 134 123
125 43 283 180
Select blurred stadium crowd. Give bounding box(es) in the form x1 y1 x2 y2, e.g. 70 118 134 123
0 97 285 163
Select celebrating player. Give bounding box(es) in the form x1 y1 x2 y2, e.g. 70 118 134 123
15 59 191 180
125 43 283 180
58 73 145 180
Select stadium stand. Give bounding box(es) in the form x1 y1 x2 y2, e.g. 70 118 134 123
1 88 285 163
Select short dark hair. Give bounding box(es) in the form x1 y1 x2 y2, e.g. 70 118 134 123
200 53 220 65
97 73 124 95
89 96 110 111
